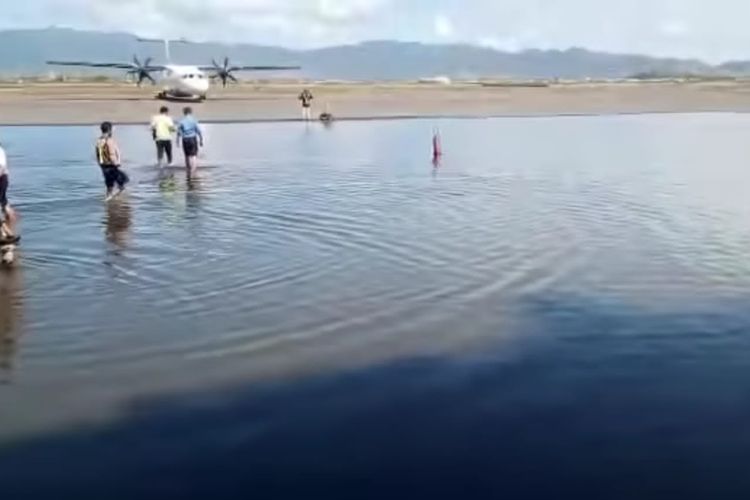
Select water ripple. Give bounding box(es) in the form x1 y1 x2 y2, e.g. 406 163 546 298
4 116 750 440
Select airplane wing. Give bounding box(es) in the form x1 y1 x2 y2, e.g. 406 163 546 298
46 61 167 71
47 61 136 69
234 65 301 71
198 65 301 72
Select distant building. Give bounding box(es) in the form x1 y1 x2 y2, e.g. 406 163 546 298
417 76 452 85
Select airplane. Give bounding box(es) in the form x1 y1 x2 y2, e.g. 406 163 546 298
47 38 300 101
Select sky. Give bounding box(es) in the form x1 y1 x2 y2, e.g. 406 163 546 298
3 0 750 62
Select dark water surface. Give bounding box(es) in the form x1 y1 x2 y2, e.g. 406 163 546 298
2 114 750 498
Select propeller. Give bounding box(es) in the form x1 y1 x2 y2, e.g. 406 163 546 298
205 56 300 87
210 57 239 88
125 55 157 86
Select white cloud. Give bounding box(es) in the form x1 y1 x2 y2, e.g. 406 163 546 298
3 0 750 61
316 0 387 23
660 20 690 37
433 14 454 38
8 0 393 46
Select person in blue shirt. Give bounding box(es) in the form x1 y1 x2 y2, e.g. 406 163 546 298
176 107 204 177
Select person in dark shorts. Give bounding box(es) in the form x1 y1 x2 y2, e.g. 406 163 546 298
151 106 176 167
0 140 16 238
95 122 129 201
0 176 7 213
0 143 8 214
176 107 204 178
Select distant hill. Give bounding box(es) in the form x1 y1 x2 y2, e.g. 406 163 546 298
0 27 746 80
717 60 750 74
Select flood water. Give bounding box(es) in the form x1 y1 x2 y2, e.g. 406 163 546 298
2 114 750 498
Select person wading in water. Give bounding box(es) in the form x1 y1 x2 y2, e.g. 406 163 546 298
0 139 17 239
151 106 176 168
176 107 204 179
95 121 129 201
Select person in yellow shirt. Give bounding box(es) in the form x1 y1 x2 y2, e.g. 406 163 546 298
150 106 176 168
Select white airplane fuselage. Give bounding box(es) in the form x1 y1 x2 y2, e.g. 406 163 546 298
158 64 210 99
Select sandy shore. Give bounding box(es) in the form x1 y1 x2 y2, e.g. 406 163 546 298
2 81 750 125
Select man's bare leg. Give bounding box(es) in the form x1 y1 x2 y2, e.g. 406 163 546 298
188 155 198 178
1 206 16 237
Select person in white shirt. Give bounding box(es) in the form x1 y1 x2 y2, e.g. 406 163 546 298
0 141 17 237
150 106 176 167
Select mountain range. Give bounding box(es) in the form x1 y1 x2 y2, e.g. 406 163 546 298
1 27 749 80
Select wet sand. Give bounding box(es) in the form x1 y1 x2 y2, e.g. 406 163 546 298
2 81 750 125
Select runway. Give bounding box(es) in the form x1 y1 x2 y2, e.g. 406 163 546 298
3 80 750 125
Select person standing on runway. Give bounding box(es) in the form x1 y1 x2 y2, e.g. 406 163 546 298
299 89 314 121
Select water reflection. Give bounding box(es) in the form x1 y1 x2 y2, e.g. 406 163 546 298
157 171 178 192
5 115 750 475
431 156 442 177
186 175 202 193
185 176 204 218
103 199 132 251
0 267 24 384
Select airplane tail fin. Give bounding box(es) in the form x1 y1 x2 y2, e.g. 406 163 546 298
137 37 188 64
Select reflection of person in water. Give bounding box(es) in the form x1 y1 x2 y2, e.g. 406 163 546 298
187 175 202 193
104 198 132 251
185 176 203 216
0 267 24 384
